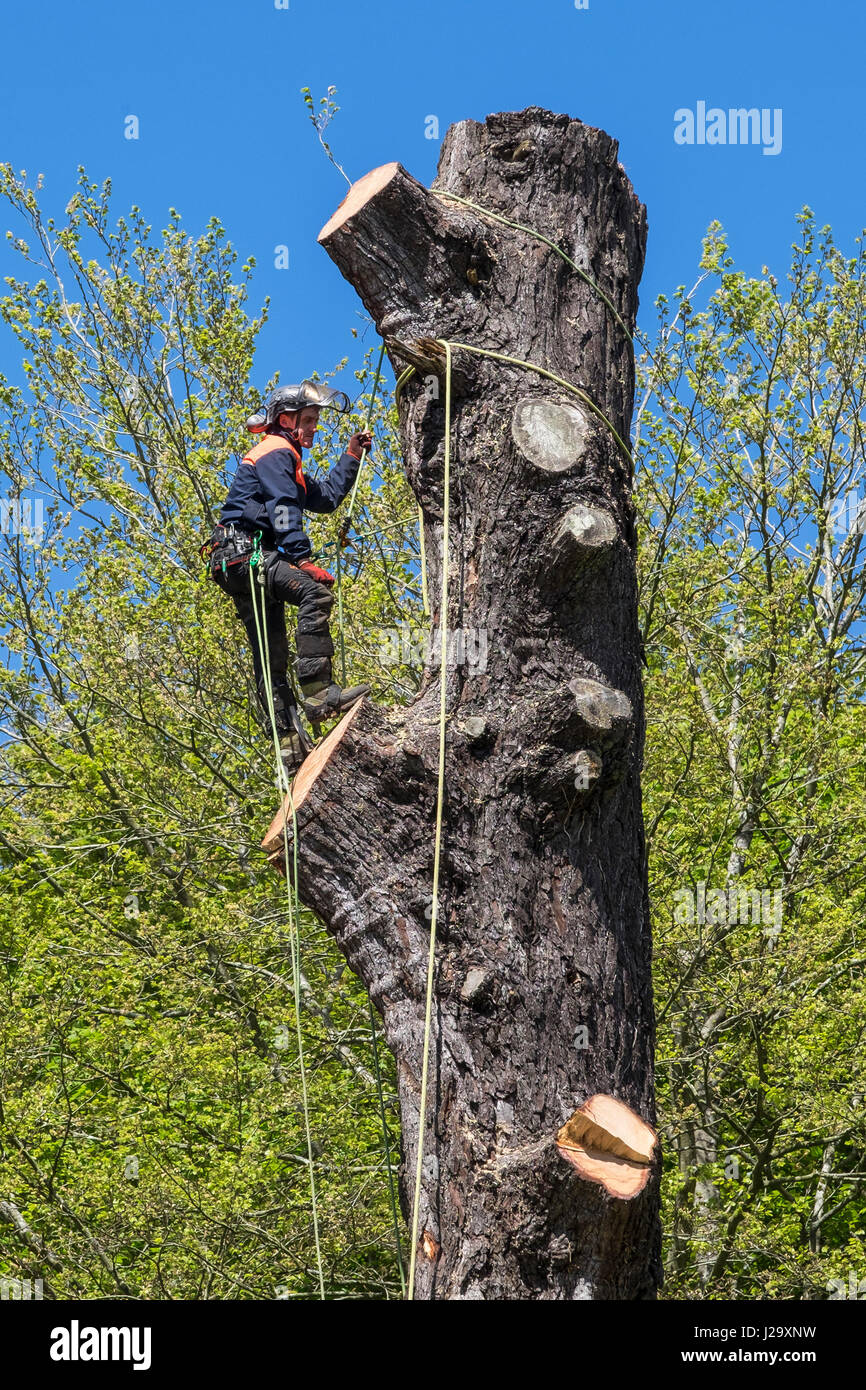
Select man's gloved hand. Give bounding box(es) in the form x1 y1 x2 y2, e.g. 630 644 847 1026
347 430 373 460
297 558 335 586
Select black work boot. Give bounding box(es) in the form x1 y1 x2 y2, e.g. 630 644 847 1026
301 681 370 725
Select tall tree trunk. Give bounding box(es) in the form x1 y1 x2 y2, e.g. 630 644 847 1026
277 108 659 1298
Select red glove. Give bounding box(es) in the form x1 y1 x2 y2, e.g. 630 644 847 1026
347 431 373 460
297 558 335 586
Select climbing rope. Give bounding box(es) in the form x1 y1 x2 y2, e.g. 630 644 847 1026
407 341 452 1300
431 189 636 354
247 542 326 1299
334 342 386 690
344 342 387 527
329 345 408 1294
401 321 633 1294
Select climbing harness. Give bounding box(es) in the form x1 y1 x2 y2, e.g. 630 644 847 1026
199 522 255 572
341 343 387 537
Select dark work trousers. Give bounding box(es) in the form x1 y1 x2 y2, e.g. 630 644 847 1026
211 545 334 737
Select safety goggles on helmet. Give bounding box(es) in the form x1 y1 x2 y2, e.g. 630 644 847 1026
245 380 352 433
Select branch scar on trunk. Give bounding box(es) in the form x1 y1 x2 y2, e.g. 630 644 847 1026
557 1095 658 1200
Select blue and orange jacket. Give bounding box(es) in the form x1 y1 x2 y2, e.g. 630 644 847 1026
219 430 361 561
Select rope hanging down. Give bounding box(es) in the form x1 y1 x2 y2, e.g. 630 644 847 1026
403 324 634 1294
316 345 408 1295
248 541 325 1299
407 340 452 1300
334 342 386 684
430 189 636 355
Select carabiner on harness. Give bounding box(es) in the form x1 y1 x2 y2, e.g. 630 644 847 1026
250 533 267 587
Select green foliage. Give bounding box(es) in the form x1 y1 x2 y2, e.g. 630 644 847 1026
0 167 415 1298
637 211 866 1298
299 85 352 188
1 164 863 1302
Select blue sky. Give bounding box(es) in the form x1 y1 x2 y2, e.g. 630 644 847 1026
1 0 864 400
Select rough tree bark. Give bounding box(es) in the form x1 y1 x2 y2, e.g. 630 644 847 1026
270 108 659 1299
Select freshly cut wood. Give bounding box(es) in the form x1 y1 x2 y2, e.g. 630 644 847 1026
317 163 401 241
557 1094 657 1199
558 1146 653 1199
261 699 366 865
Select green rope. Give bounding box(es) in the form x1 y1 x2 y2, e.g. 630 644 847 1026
407 341 452 1300
393 348 632 467
367 994 407 1298
418 504 430 617
330 343 407 1292
431 189 635 352
248 544 325 1299
335 341 387 685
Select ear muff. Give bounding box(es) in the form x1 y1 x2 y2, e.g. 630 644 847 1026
245 410 268 434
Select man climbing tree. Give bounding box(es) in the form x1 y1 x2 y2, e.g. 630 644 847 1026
205 381 372 772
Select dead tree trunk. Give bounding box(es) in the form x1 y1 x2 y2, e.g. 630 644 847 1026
272 108 659 1298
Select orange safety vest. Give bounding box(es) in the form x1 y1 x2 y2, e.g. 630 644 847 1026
242 432 306 494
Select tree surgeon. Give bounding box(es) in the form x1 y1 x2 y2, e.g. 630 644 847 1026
206 381 372 773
